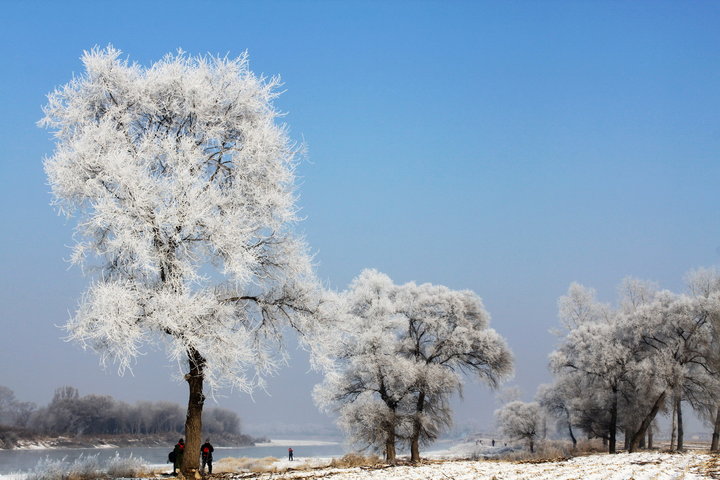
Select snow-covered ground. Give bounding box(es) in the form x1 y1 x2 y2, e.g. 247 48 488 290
221 452 716 480
3 440 718 480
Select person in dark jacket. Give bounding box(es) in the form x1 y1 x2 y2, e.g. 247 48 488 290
288 447 294 461
201 438 214 474
172 438 185 475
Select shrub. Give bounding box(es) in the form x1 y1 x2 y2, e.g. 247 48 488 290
498 440 572 463
25 453 148 480
329 453 383 468
26 454 101 480
214 456 280 473
106 452 147 477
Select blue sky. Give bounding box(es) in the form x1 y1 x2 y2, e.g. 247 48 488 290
1 1 719 437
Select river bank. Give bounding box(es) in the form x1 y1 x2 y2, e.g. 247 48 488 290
1 431 258 451
0 439 349 477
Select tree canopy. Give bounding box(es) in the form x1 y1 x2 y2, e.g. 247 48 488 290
41 46 318 473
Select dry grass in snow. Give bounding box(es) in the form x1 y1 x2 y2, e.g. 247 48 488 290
206 452 718 480
211 457 280 473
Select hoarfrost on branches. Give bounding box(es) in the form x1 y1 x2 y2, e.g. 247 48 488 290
41 46 318 473
495 401 543 453
548 274 720 453
312 269 512 462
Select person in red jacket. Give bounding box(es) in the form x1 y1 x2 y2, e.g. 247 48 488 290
201 438 214 474
288 447 294 461
172 438 184 475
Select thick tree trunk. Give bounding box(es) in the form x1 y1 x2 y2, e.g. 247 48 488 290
182 348 205 475
410 392 425 463
384 402 398 464
609 386 618 454
711 406 720 451
676 395 684 452
385 428 397 464
629 390 666 453
639 431 646 449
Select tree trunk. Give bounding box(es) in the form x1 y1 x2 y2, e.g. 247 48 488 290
648 423 654 449
609 386 618 454
566 411 577 450
629 390 666 453
385 428 397 464
384 403 397 464
676 395 684 452
623 430 630 451
670 394 677 450
529 436 535 453
638 431 646 449
410 392 425 463
182 348 205 475
711 406 720 451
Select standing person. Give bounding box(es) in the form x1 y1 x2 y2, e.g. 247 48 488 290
173 438 185 475
201 438 214 474
288 447 294 461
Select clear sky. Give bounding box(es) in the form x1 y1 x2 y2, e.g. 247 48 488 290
1 1 719 438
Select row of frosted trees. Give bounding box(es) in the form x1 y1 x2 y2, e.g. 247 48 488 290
40 46 716 474
501 269 720 454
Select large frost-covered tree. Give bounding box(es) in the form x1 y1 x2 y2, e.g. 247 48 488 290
396 281 513 461
313 271 412 462
550 283 635 453
313 270 512 462
41 47 317 474
684 268 720 451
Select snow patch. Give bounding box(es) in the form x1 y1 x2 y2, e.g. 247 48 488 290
246 452 712 480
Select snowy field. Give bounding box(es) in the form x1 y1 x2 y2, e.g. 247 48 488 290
2 439 719 480
214 452 718 480
1 451 718 480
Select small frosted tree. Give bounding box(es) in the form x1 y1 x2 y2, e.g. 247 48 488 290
536 381 578 449
496 401 543 453
41 47 316 474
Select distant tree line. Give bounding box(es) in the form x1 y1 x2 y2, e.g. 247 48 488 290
0 385 241 437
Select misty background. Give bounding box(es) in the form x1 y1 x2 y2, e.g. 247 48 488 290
1 1 719 439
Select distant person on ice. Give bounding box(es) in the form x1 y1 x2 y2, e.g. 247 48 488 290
288 447 294 461
201 438 214 474
172 438 184 475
